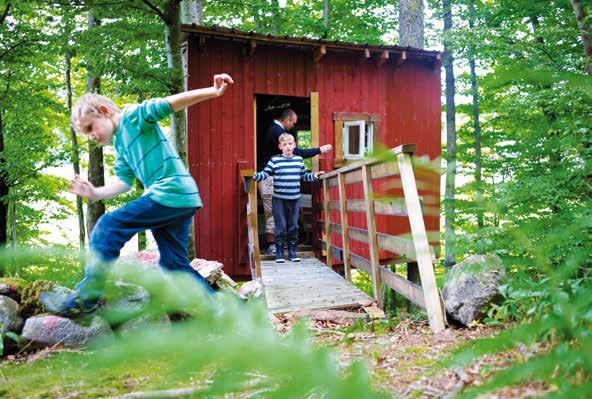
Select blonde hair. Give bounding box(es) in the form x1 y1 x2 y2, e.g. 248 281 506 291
278 133 295 143
70 93 120 132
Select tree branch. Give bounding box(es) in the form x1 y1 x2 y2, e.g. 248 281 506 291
140 0 166 22
0 3 10 26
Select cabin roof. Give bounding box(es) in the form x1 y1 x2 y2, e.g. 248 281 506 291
182 24 440 61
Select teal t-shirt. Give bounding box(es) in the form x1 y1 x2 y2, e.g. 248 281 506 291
113 98 202 209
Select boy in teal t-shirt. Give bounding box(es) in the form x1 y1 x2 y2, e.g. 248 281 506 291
41 74 234 318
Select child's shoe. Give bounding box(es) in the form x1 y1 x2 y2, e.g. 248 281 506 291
40 291 99 319
275 244 285 263
288 243 301 262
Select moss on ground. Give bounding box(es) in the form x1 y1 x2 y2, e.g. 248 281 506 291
19 280 60 319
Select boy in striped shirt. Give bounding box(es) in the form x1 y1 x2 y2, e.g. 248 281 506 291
254 133 325 263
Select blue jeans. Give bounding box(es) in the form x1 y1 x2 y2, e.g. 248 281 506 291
272 197 301 247
76 195 214 302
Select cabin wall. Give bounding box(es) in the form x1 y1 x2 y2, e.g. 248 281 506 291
186 36 441 279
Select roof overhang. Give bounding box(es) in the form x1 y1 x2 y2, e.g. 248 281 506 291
182 24 440 64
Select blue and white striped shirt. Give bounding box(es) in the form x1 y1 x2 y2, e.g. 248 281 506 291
253 155 317 200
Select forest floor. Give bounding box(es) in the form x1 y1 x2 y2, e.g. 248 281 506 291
276 311 551 399
0 311 552 399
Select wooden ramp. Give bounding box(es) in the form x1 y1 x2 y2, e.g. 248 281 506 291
261 257 374 314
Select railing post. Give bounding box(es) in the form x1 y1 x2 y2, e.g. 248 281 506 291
362 165 383 306
397 152 446 333
338 173 351 281
241 172 261 279
323 178 332 269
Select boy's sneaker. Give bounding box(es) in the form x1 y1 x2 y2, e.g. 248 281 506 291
40 291 99 319
288 244 301 262
266 243 277 255
275 244 285 263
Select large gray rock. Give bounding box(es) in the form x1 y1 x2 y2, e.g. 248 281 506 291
442 254 506 326
0 296 24 334
101 282 151 326
21 314 112 349
117 313 171 337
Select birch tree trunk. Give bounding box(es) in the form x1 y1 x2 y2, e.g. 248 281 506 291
322 0 330 38
399 0 424 48
468 0 483 253
442 0 457 268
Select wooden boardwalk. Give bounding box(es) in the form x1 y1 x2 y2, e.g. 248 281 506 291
261 257 375 314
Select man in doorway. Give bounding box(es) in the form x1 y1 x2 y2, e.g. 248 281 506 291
257 109 332 255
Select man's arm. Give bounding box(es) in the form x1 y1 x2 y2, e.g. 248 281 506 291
294 144 332 159
68 174 131 200
167 74 234 112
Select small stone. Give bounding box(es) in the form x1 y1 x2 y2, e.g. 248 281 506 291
21 314 112 349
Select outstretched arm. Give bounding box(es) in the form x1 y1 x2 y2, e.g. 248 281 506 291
167 74 234 112
68 174 131 200
294 144 332 159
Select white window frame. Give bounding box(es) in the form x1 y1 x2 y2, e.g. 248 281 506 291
343 120 373 159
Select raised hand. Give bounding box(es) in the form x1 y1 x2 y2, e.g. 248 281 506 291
213 73 234 97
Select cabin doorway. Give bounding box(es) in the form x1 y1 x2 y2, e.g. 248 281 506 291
255 94 314 257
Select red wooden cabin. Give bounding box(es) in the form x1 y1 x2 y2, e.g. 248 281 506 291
183 25 441 280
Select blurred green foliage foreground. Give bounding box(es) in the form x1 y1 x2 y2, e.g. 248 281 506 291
0 248 388 398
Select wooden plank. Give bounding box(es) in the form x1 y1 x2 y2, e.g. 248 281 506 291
334 120 344 168
311 92 319 172
332 112 381 122
350 252 372 275
248 178 261 278
397 152 446 333
261 258 374 314
379 266 425 308
328 198 407 216
321 144 416 180
362 165 382 305
322 179 332 269
338 173 351 281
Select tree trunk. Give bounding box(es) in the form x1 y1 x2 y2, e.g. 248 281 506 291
322 0 330 38
164 0 196 259
469 0 483 254
66 50 86 249
86 10 105 235
443 0 457 268
8 194 16 247
0 108 8 247
181 0 202 24
399 0 424 48
570 0 592 76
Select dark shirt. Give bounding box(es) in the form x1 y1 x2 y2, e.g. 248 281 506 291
257 121 321 171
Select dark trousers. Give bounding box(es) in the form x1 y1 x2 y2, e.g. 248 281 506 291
272 197 301 247
76 195 213 302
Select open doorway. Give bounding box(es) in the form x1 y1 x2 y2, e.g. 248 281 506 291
255 94 314 257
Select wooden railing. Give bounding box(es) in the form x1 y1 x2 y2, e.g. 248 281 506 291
319 144 446 333
241 169 261 279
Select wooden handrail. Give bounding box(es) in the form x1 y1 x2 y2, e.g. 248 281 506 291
317 144 446 333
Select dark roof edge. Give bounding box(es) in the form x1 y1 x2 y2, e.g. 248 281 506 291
181 24 441 59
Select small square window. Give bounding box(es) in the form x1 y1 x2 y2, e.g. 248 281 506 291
343 121 373 159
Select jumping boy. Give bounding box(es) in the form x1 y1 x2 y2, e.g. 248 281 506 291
41 73 234 318
253 133 325 263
